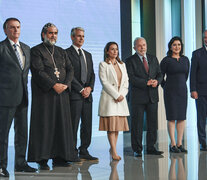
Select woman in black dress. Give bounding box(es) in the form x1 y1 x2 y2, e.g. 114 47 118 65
160 37 189 153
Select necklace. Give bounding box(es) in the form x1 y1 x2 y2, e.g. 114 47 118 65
111 60 117 65
43 43 60 80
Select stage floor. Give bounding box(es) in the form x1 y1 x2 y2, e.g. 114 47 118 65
4 126 207 180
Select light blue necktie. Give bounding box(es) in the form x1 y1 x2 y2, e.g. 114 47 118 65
13 44 23 69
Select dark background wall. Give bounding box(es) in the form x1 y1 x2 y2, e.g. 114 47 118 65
120 0 132 61
140 0 156 56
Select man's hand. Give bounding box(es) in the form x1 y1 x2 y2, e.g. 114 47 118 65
191 91 198 99
147 79 153 86
151 80 158 87
53 83 68 94
81 87 92 98
147 79 158 87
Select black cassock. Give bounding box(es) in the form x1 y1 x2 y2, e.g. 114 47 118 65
28 43 75 162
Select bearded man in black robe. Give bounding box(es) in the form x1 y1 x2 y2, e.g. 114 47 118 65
27 23 76 170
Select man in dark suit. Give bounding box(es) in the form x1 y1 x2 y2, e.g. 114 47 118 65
190 30 207 151
0 18 36 177
125 37 163 157
66 27 98 161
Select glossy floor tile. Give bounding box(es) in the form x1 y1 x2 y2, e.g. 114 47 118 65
2 126 207 180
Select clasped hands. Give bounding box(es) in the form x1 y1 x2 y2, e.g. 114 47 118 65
114 95 124 103
53 83 68 94
81 87 92 98
147 79 158 87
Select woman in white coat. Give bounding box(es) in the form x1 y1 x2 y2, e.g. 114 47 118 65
98 42 129 161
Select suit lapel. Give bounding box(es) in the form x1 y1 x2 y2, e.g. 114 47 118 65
70 46 80 61
84 50 90 70
5 39 22 70
117 62 124 87
109 63 118 84
146 54 151 75
202 46 207 57
20 42 28 71
71 46 90 81
134 53 148 75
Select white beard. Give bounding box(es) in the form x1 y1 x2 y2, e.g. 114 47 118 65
44 35 56 45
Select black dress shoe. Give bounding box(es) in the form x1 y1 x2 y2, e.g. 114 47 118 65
169 145 181 153
79 154 99 161
72 157 82 162
177 145 187 153
15 163 37 172
70 157 83 165
134 151 142 157
147 148 164 155
52 161 71 167
200 144 207 151
0 168 9 177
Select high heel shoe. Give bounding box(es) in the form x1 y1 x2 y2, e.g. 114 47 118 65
112 156 120 161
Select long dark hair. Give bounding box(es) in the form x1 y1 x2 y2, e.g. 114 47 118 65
167 36 184 57
104 42 123 64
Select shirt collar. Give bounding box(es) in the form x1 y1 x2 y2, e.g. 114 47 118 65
8 38 20 47
204 44 207 51
136 52 147 61
72 44 82 52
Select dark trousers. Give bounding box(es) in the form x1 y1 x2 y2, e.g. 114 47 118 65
131 102 158 152
0 102 28 168
196 96 207 145
70 99 92 154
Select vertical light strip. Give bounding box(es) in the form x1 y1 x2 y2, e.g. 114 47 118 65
164 0 172 50
183 1 198 180
183 0 196 127
205 0 207 29
131 0 141 53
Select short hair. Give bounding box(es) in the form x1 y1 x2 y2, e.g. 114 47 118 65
104 41 123 64
3 17 20 30
167 36 183 57
71 27 84 37
133 37 146 47
41 22 57 41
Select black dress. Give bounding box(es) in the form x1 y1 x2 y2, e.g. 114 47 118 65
160 56 189 120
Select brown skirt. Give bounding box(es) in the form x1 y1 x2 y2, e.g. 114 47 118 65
99 116 129 131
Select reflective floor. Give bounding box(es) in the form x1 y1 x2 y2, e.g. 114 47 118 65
3 126 207 180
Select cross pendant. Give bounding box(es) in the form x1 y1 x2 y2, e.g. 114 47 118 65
54 68 60 79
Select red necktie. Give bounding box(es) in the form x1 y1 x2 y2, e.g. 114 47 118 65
142 56 149 73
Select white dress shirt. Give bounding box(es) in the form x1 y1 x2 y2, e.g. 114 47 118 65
72 44 87 71
9 38 25 68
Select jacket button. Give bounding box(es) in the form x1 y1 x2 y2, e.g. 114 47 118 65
112 84 115 86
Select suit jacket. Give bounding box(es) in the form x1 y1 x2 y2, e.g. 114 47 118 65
190 46 207 95
0 38 30 107
65 46 95 102
125 53 162 104
98 61 129 116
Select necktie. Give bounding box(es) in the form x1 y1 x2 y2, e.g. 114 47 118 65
13 44 24 69
142 56 149 73
78 49 87 84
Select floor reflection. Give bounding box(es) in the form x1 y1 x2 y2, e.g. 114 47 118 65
5 128 207 180
198 152 207 180
169 153 187 180
109 161 119 180
123 150 164 180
